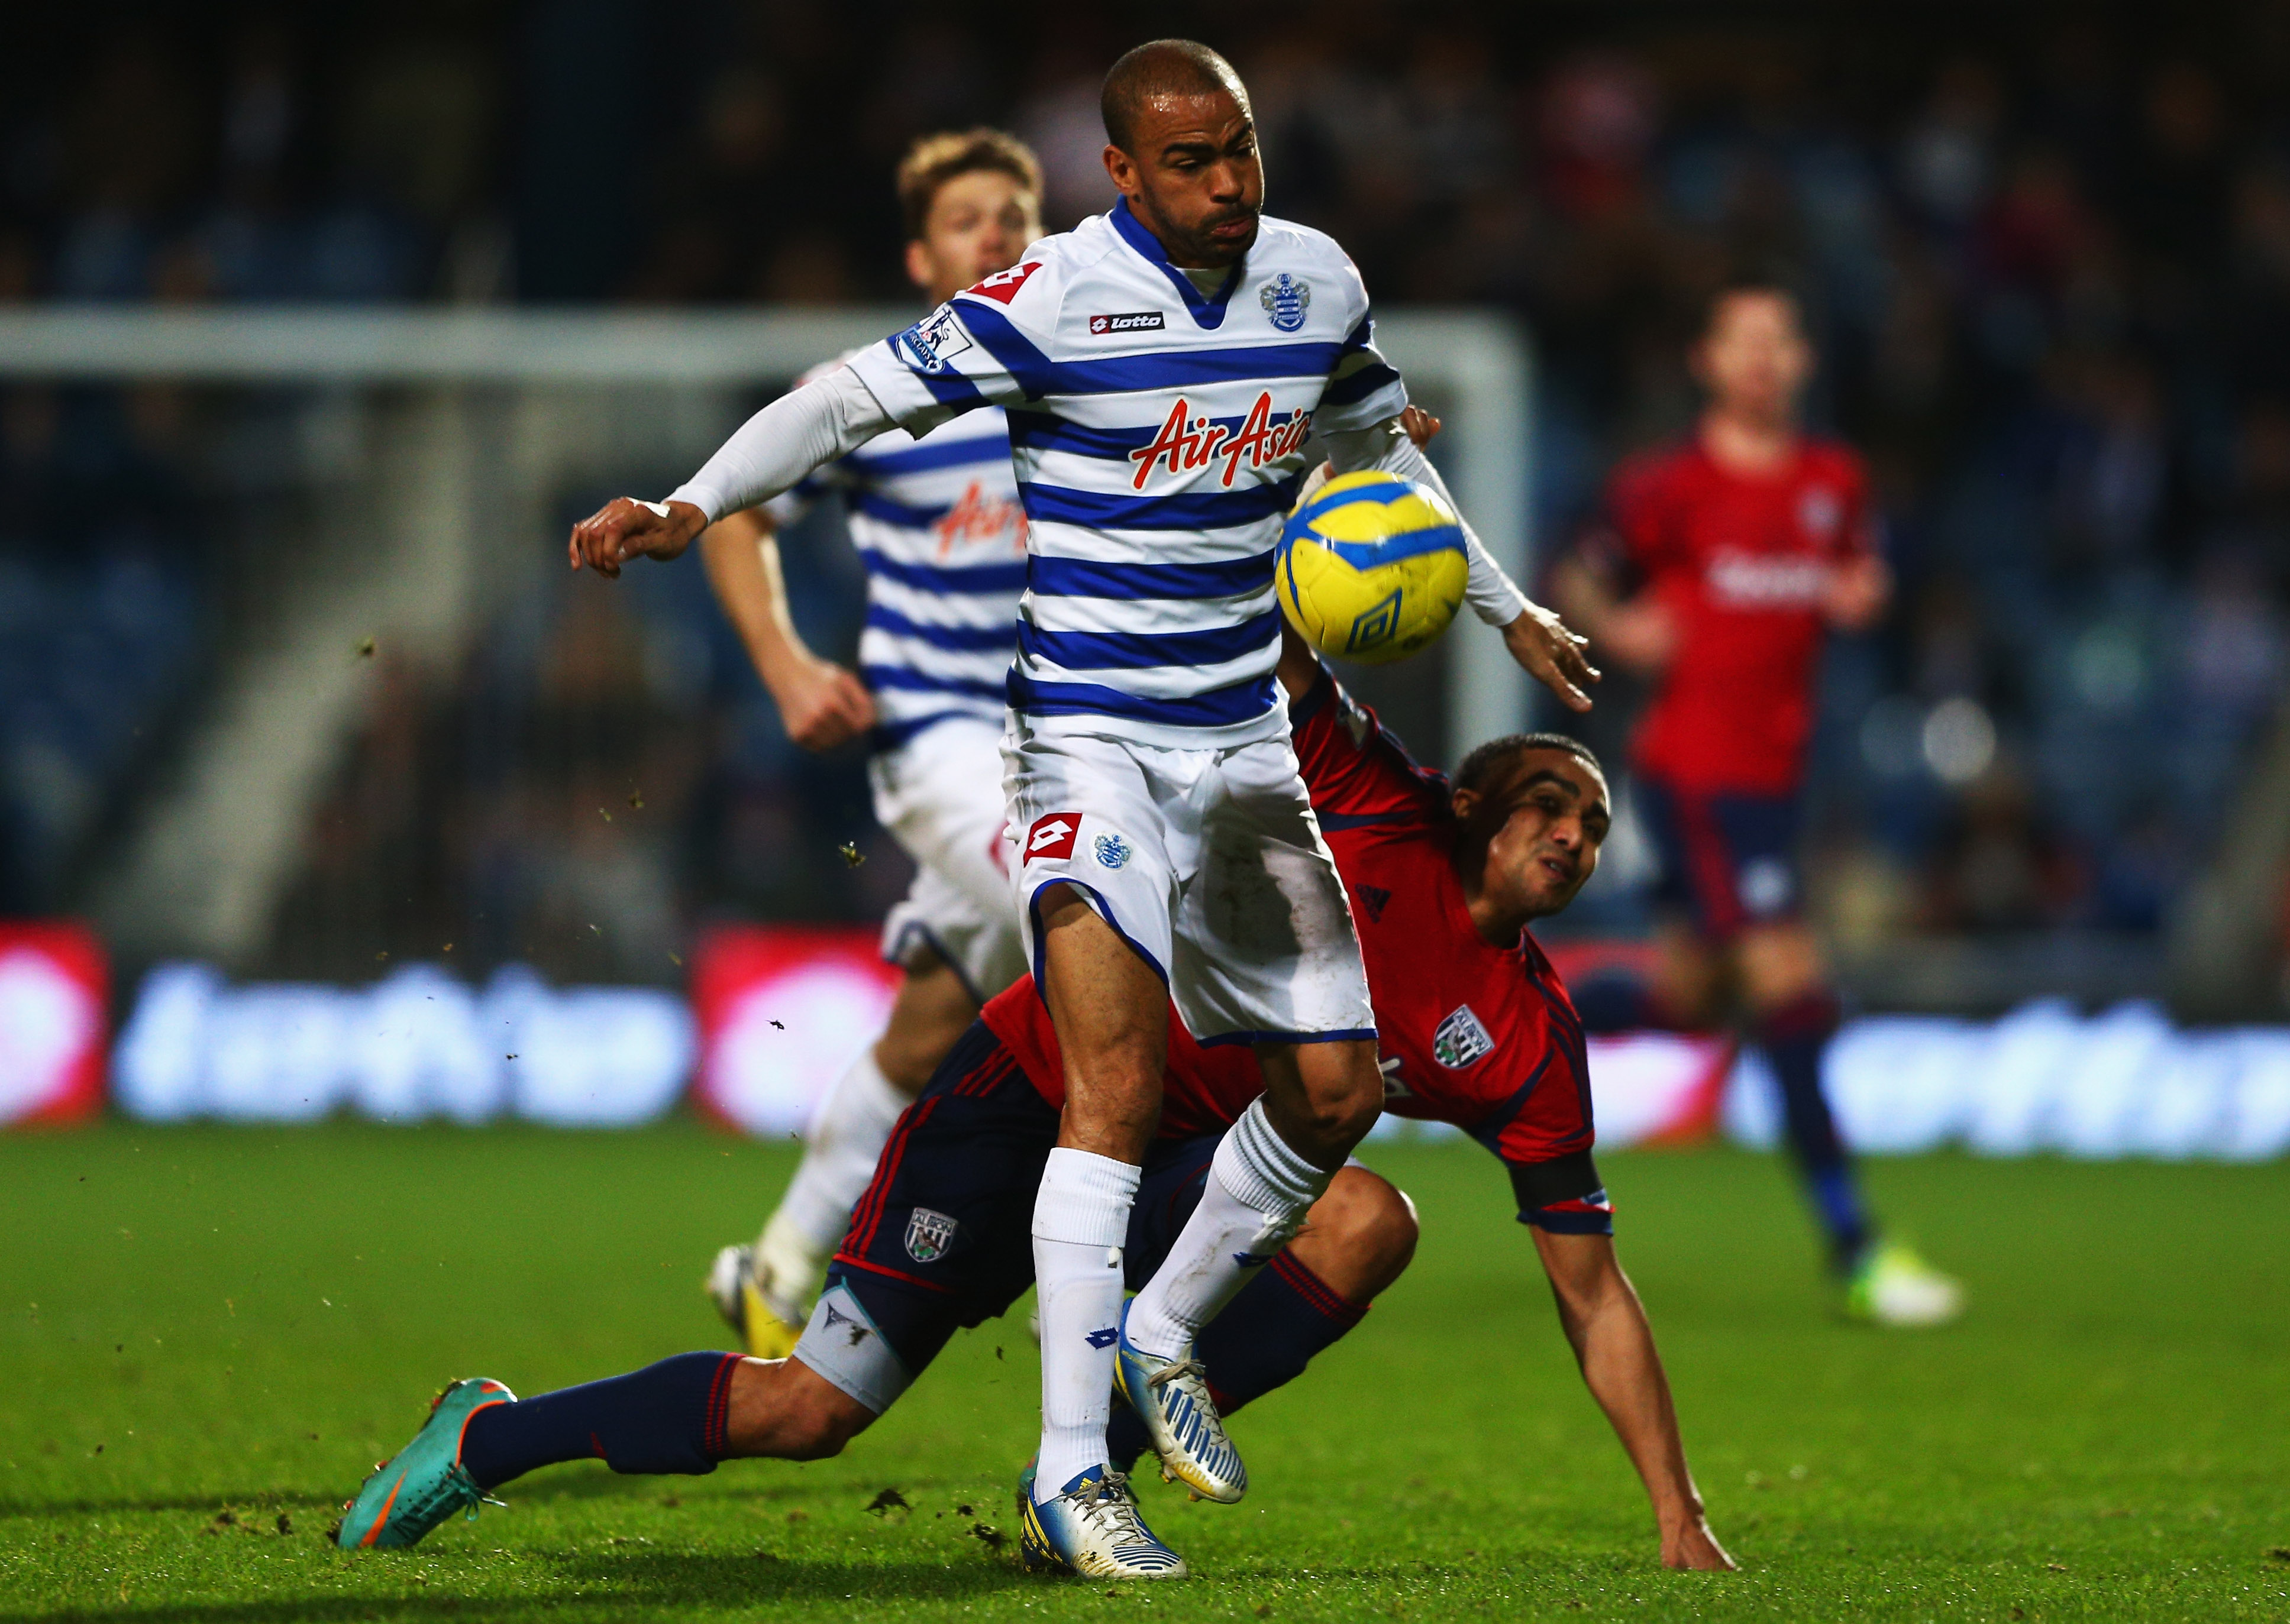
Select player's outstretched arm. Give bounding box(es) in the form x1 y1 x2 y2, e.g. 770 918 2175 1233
568 364 897 579
700 509 875 751
1531 1229 1736 1572
1319 415 1600 713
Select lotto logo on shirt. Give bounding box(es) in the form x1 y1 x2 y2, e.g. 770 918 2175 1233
1128 392 1313 491
1024 813 1081 862
1089 311 1164 335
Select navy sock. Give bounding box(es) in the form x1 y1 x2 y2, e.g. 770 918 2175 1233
459 1352 742 1490
1109 1253 1367 1474
1755 990 1872 1270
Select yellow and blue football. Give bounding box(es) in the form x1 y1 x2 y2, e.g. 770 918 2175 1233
1275 470 1468 665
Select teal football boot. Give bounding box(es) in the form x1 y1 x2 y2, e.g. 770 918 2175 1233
337 1378 515 1549
1113 1300 1246 1503
1016 1456 1188 1579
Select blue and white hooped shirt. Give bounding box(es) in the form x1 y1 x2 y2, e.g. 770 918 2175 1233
847 200 1410 750
769 357 1026 753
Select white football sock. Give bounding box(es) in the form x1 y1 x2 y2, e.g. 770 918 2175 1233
1122 1100 1331 1361
1031 1147 1141 1494
753 1045 910 1318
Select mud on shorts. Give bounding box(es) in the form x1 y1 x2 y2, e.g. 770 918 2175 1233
792 1018 1228 1415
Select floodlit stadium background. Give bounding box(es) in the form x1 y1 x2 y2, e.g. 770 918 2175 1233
5 2 2290 1157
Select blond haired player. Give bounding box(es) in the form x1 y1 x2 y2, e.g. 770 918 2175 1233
699 131 1044 1357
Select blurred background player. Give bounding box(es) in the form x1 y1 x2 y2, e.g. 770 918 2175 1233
334 627 1732 1576
1553 283 1962 1327
700 130 1044 1358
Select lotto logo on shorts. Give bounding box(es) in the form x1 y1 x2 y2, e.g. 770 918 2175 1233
1025 813 1081 862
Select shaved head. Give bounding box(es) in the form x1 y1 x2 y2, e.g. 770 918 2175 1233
1101 38 1249 153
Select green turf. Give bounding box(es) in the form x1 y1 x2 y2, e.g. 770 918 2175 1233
2 1121 2286 1622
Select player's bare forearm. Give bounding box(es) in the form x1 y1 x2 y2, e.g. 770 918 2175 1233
569 497 708 578
1532 1230 1735 1571
699 510 875 751
1548 556 1674 677
1823 550 1892 632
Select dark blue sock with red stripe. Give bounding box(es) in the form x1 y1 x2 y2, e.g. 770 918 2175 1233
1107 1253 1367 1474
458 1352 741 1490
1755 990 1872 1271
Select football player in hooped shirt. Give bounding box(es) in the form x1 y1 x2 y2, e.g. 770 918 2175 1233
567 37 1597 1576
1553 283 1961 1326
331 625 1733 1576
697 131 1044 1365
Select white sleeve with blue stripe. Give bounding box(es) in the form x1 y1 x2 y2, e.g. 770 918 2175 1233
1312 256 1410 435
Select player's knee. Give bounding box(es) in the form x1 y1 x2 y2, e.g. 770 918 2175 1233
1315 1170 1419 1293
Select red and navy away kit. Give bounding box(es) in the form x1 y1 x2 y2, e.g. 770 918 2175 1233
428 671 1612 1492
1598 436 1877 937
822 668 1611 1410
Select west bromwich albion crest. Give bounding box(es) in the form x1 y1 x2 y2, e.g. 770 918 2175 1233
1432 1004 1495 1069
905 1206 958 1263
1259 273 1311 332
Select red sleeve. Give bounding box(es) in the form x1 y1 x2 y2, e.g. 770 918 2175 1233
1288 670 1448 830
1603 451 1680 580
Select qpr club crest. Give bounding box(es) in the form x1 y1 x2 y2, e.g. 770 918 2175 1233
1432 1004 1495 1069
904 1206 958 1263
1094 832 1132 869
1259 273 1311 332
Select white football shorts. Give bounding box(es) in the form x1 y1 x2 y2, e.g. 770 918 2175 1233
1003 717 1375 1046
870 717 1027 1004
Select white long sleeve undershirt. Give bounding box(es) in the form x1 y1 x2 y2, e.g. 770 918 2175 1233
1319 418 1529 627
666 364 895 523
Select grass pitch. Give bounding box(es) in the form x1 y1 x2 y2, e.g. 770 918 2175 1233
2 1120 2286 1622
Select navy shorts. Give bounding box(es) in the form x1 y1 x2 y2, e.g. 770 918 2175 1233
790 1018 1225 1415
1636 774 1804 940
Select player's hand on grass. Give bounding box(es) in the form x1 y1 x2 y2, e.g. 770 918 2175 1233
1502 602 1600 713
770 654 877 752
1661 1513 1737 1572
569 497 708 578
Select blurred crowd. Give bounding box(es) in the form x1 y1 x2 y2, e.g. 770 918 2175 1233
6 4 2290 976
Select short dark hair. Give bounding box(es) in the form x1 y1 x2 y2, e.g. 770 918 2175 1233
1701 276 1804 340
1101 39 1248 152
1454 732 1606 800
894 128 1042 242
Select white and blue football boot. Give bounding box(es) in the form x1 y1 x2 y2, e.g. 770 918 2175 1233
1112 1300 1246 1504
1016 1458 1188 1579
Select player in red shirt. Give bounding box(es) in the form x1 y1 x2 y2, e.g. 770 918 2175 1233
334 629 1733 1576
1554 282 1961 1326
